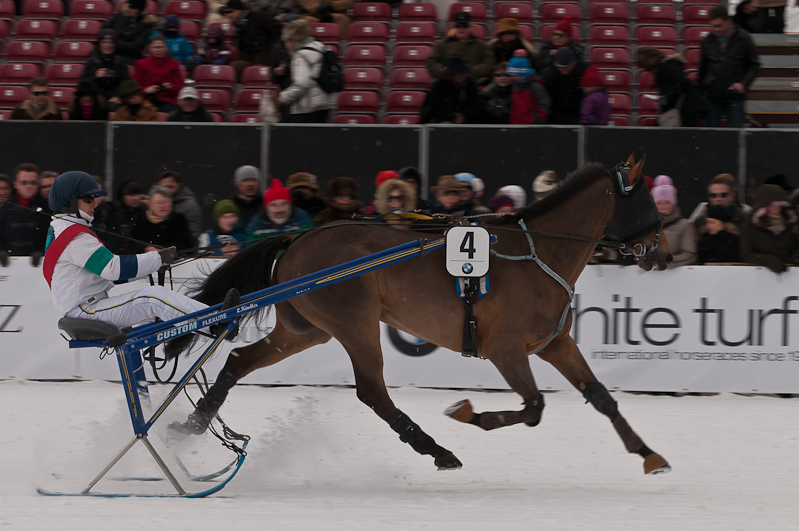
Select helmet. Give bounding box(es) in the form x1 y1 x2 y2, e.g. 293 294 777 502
49 171 107 212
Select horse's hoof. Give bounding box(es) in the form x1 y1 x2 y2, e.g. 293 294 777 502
444 400 474 423
435 452 463 471
643 453 671 475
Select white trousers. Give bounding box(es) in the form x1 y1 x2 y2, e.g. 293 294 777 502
66 285 209 330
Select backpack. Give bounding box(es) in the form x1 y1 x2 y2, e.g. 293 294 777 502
300 46 343 94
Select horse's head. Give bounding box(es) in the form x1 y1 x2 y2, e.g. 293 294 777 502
605 153 673 271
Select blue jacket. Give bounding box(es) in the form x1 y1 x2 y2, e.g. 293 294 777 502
196 223 248 255
247 207 313 243
165 33 194 65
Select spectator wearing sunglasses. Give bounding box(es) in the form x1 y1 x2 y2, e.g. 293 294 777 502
430 175 478 216
315 177 362 226
10 77 62 121
0 163 51 265
536 17 584 72
376 178 416 230
689 173 752 230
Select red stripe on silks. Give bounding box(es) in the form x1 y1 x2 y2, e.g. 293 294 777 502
43 224 101 288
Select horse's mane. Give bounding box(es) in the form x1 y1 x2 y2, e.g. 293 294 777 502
487 162 608 224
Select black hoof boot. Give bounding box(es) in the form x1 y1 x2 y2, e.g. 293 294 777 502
210 288 240 341
434 452 463 471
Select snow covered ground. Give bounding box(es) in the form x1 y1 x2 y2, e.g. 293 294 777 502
2 380 798 530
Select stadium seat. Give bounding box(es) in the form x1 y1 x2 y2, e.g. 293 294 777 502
447 3 488 24
230 113 262 123
637 94 660 116
683 0 721 3
21 0 63 19
389 68 431 90
0 109 12 120
445 24 487 40
197 88 231 112
5 41 50 64
588 25 630 47
606 93 631 116
46 63 84 86
493 3 534 24
50 87 76 110
517 24 534 41
241 65 271 87
211 21 236 43
0 85 26 108
382 114 420 125
637 70 657 92
193 64 237 95
0 63 42 85
636 4 676 25
52 41 95 63
539 3 582 24
607 115 632 127
0 0 15 20
385 90 425 114
596 70 630 93
683 26 712 48
336 90 380 114
682 5 715 25
352 2 392 23
588 3 629 25
394 22 438 44
392 44 432 67
0 19 10 39
540 24 581 43
180 20 201 42
325 43 341 57
333 113 377 124
685 47 701 70
211 113 224 122
343 67 384 91
14 19 58 41
69 0 113 19
588 47 630 69
164 0 206 22
309 23 341 44
60 19 103 40
234 88 264 112
636 116 659 127
636 26 678 48
397 2 437 22
156 112 169 121
347 22 390 44
343 45 387 68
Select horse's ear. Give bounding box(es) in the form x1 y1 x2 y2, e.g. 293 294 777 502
628 154 646 186
626 152 636 167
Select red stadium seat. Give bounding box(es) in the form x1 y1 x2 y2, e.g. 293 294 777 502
309 23 340 43
213 22 235 43
337 90 379 114
0 19 10 39
0 63 42 85
52 41 95 63
344 45 387 67
241 65 271 87
606 93 631 116
683 0 721 3
683 26 712 47
493 3 534 25
636 116 659 127
637 94 660 116
352 2 392 22
0 109 12 120
398 2 437 22
637 70 657 92
588 3 629 25
5 41 50 63
0 0 15 19
392 44 432 67
394 22 438 44
445 24 487 40
50 87 76 110
636 26 678 48
588 25 629 47
21 0 63 19
193 64 236 95
230 113 262 123
588 47 630 69
517 24 534 41
382 114 420 125
46 63 84 86
347 22 390 44
69 0 113 19
164 0 206 22
14 19 58 41
596 70 630 93
385 90 425 114
343 67 384 91
0 86 26 108
234 88 265 112
447 3 488 24
197 88 231 112
607 115 632 127
636 5 677 25
685 47 701 70
682 5 715 25
60 19 103 40
389 68 431 90
180 20 201 42
325 42 341 57
539 3 582 24
333 113 378 124
540 24 581 43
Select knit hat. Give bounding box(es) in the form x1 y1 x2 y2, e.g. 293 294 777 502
177 86 199 100
764 174 793 193
75 81 98 97
455 172 476 188
233 165 260 186
580 65 602 87
496 185 527 208
398 166 421 184
213 199 239 221
444 54 472 75
49 171 107 212
219 0 243 13
532 171 558 194
706 204 733 223
430 175 462 194
645 175 654 190
326 176 359 199
263 179 292 205
117 79 141 97
488 194 514 213
97 28 116 45
207 24 224 40
496 18 520 36
507 55 532 83
553 16 573 36
650 175 677 205
375 170 399 188
164 14 180 28
471 177 485 198
128 0 146 11
454 11 470 28
553 47 575 68
287 172 319 191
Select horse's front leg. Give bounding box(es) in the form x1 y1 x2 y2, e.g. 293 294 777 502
537 335 671 475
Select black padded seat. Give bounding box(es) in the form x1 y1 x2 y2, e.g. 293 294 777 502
58 317 121 341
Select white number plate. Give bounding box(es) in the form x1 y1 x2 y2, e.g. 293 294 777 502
445 226 490 277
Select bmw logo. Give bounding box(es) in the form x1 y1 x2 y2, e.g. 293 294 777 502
462 263 473 274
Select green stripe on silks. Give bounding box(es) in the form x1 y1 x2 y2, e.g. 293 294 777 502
85 246 115 276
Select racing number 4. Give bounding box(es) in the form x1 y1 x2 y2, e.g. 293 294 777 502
460 231 476 259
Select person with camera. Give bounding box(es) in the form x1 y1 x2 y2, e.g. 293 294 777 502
81 30 130 111
133 35 185 113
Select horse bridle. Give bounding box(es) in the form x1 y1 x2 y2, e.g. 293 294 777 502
604 160 662 258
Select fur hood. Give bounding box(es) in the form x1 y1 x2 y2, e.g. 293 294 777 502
376 179 416 215
325 176 359 201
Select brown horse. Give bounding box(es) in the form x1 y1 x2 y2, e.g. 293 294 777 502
175 153 674 474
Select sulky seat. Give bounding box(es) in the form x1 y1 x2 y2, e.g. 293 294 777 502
58 317 122 341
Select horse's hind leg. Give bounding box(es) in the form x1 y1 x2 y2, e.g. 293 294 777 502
538 336 671 475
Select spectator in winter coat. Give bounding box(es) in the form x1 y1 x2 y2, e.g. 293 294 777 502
134 36 186 113
532 171 558 201
197 199 248 256
455 173 490 214
314 177 362 225
740 184 798 273
229 165 262 226
637 47 707 127
579 65 611 126
651 175 697 267
488 18 536 64
505 51 550 124
11 77 62 121
114 80 159 121
0 175 12 209
487 194 515 215
430 175 478 216
102 0 159 64
481 62 513 124
420 54 482 124
376 178 417 230
299 0 354 40
398 166 435 211
156 171 203 239
542 47 586 125
248 179 314 242
689 173 752 230
734 0 759 34
426 13 495 86
536 17 585 72
197 24 236 65
67 83 109 121
130 185 195 253
0 163 51 261
221 0 283 80
287 172 326 218
160 15 195 67
167 86 214 122
80 29 130 108
104 179 146 253
86 174 121 250
698 204 741 264
496 185 527 210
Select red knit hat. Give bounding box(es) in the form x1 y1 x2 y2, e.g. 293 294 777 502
263 179 293 205
375 170 399 188
580 65 602 87
553 16 573 37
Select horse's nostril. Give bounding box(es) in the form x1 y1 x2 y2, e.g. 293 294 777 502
665 254 673 263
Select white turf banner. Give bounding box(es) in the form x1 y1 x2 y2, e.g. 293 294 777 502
2 256 799 393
